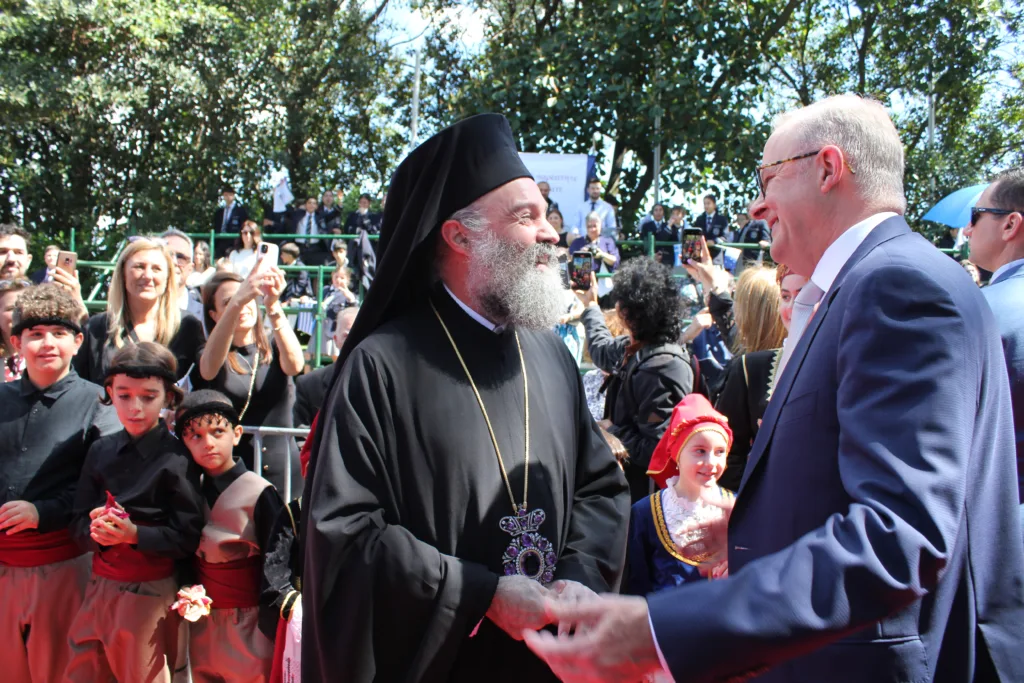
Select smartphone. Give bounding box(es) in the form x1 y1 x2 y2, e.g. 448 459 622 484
681 228 704 263
57 250 77 275
255 242 279 273
569 251 594 290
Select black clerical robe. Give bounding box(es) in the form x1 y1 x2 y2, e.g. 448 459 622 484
304 288 630 682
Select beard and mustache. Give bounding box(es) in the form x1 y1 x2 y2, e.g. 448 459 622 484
464 227 566 331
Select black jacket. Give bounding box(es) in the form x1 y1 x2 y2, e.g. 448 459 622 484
581 306 694 502
213 203 249 234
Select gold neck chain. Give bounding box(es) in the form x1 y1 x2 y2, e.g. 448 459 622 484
430 299 529 515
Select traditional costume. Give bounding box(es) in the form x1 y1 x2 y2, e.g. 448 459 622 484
0 312 121 682
173 398 285 683
625 395 734 596
301 114 630 682
65 405 203 683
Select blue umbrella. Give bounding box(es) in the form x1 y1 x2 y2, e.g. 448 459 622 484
921 183 989 228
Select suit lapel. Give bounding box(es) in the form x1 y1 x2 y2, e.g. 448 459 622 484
736 216 912 496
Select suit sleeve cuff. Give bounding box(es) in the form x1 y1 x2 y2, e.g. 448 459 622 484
648 606 676 682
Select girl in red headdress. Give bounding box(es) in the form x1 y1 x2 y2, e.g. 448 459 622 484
624 394 735 596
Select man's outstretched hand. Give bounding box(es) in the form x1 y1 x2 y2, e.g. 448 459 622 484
523 594 664 682
486 575 556 640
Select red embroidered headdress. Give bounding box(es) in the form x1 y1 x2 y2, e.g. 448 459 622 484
646 394 733 488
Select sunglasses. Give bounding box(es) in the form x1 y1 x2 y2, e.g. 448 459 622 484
970 207 1017 225
755 149 856 196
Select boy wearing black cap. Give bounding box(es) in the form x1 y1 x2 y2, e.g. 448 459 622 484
175 389 288 682
0 284 120 683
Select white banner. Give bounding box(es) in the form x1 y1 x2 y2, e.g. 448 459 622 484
519 152 588 217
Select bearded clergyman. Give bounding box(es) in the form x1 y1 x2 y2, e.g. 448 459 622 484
301 114 630 681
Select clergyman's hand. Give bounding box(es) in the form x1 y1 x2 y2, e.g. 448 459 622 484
486 575 555 640
523 594 664 682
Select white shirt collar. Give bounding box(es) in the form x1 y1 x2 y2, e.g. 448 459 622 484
990 257 1024 285
810 212 898 293
443 283 501 333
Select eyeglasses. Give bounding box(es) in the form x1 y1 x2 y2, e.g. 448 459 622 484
970 207 1018 225
172 252 191 265
755 149 856 196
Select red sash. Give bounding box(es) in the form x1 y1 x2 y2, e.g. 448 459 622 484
196 556 261 609
92 543 175 583
0 528 84 568
269 616 289 683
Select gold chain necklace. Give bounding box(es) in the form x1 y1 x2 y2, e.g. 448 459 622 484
235 349 261 422
430 297 557 584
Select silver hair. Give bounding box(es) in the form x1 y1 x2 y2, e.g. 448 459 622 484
773 94 906 213
585 211 602 226
448 205 489 234
160 228 194 252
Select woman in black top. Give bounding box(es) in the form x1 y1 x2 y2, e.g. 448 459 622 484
74 236 205 384
197 268 305 498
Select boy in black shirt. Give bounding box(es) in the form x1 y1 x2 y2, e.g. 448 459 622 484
65 342 203 683
0 285 120 683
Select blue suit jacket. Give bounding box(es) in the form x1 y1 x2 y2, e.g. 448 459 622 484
983 260 1024 480
647 217 1024 683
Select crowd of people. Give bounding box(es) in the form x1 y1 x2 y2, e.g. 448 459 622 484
0 93 1022 683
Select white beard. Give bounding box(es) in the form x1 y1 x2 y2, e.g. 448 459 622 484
466 228 565 330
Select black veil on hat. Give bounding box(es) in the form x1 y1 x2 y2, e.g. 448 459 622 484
335 112 533 370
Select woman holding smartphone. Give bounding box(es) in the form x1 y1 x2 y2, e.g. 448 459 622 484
197 265 305 497
228 221 262 278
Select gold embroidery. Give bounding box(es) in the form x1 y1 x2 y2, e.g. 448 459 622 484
650 491 699 566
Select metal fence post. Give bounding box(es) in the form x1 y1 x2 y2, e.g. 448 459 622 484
252 432 263 477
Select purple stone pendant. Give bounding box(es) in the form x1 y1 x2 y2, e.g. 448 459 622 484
500 507 557 584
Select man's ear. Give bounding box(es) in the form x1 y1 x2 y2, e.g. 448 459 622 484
817 145 846 194
440 219 472 258
1003 212 1023 242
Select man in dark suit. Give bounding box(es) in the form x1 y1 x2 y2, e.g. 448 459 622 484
290 196 329 264
525 95 1024 682
29 245 60 283
213 186 248 256
693 194 731 244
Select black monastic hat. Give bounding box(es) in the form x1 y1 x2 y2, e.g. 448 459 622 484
335 113 532 368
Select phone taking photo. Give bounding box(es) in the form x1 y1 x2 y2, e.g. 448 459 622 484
255 242 279 273
568 251 594 291
681 228 704 263
57 250 77 275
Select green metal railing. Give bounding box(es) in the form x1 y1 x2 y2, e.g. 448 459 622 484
68 228 963 365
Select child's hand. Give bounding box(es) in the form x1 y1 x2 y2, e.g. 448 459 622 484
90 513 139 546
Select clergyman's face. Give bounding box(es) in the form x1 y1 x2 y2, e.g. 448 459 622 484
461 178 563 330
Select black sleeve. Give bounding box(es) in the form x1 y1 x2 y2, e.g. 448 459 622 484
714 356 753 492
553 366 631 591
70 443 104 553
260 496 301 640
73 314 105 384
580 306 628 373
608 361 694 470
708 290 736 348
134 455 204 558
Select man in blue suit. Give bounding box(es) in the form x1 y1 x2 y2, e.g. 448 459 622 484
525 95 1024 682
966 168 1024 491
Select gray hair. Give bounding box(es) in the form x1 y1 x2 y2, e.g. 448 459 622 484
585 211 602 226
448 204 488 234
160 228 194 252
773 94 906 213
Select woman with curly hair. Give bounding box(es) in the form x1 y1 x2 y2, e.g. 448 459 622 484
578 257 694 502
